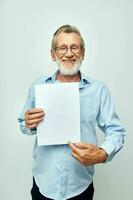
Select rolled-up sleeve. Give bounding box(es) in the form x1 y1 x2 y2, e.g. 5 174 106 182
97 85 126 162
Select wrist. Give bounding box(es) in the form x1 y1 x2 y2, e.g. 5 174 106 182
99 148 108 163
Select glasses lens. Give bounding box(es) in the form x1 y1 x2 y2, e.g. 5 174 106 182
55 45 81 54
58 46 67 54
71 45 81 53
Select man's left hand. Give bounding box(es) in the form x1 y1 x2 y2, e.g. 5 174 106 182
68 142 108 165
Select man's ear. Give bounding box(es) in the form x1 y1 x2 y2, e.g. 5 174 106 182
51 49 56 61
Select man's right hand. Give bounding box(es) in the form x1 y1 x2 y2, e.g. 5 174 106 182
25 108 45 129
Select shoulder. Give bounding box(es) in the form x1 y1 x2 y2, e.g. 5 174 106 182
27 72 54 98
33 74 52 85
81 72 107 90
81 72 111 100
30 73 54 88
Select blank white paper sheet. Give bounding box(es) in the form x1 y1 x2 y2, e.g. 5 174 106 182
35 83 80 146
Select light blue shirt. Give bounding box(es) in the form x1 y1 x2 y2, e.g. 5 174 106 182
18 70 126 200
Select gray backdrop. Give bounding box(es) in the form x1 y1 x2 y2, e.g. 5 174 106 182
0 0 132 199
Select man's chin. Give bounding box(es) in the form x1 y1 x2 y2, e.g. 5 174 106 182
59 66 79 76
56 62 82 76
59 68 79 76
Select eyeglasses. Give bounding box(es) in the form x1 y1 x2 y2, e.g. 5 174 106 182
54 45 82 54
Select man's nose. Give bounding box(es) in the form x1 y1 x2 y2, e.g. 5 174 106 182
65 48 74 57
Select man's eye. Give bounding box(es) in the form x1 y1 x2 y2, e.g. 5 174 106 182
72 47 77 49
72 46 78 49
59 47 66 50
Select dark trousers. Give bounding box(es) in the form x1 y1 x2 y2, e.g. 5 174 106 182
31 177 94 200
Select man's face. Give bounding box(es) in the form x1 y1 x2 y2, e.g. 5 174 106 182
51 32 85 75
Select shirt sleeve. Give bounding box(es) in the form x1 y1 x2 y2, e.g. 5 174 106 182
97 85 126 162
17 84 37 135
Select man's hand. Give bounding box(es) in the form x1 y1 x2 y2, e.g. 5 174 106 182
25 108 45 129
68 142 108 165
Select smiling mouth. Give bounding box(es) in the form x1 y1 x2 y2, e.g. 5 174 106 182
62 60 76 62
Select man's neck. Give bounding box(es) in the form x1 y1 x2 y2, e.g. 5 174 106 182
56 71 81 82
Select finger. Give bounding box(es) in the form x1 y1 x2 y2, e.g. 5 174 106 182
68 142 82 156
27 112 45 120
75 142 96 150
27 108 44 115
71 151 83 163
26 117 44 126
74 142 87 149
28 123 39 129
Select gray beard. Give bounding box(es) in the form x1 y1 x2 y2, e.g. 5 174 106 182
56 60 82 76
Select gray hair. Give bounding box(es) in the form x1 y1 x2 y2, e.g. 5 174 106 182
51 25 85 50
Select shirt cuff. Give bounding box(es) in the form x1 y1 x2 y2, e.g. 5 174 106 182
20 120 37 135
100 142 116 163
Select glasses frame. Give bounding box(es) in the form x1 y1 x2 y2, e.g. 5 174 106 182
54 45 82 55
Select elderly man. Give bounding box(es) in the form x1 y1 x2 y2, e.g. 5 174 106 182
18 25 125 200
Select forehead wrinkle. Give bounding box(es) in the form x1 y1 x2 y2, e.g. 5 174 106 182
56 33 81 47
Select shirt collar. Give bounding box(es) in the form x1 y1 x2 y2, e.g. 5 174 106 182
44 70 91 88
79 71 91 88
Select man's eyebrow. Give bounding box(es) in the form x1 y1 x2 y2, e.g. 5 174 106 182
58 44 67 47
59 43 80 47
